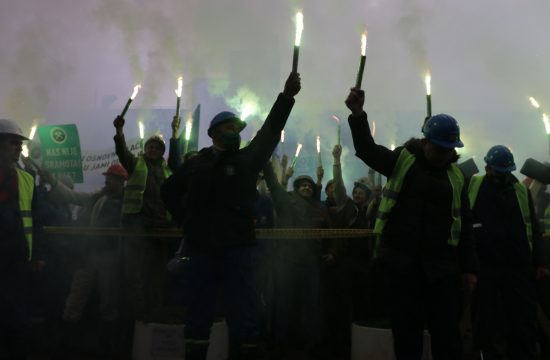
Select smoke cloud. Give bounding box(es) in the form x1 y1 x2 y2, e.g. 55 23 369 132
2 0 550 186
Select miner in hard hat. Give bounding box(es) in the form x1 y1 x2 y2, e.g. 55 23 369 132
162 72 301 360
344 87 478 360
112 115 178 350
0 118 44 359
469 145 549 359
41 163 128 357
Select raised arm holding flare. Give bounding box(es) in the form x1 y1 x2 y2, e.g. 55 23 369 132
345 87 478 360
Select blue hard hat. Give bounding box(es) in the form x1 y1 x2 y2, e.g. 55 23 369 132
484 145 516 173
207 111 246 137
422 114 464 148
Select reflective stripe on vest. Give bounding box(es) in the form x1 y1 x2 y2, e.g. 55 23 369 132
468 175 533 251
122 156 172 214
374 148 464 247
16 168 34 260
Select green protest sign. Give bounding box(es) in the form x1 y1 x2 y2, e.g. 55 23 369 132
37 124 83 183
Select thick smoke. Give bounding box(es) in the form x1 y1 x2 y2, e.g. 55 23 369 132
2 0 550 186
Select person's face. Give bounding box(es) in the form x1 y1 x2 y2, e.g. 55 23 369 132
352 187 368 205
325 183 335 200
104 174 125 195
485 166 508 180
423 141 455 168
144 141 164 161
0 135 24 164
297 181 314 198
212 121 241 150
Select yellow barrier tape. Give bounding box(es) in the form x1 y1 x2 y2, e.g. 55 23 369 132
43 226 375 239
43 226 550 239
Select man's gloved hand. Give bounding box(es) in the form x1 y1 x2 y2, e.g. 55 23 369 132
283 72 301 98
345 87 365 116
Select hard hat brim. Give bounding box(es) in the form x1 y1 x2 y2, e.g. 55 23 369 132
488 164 517 173
207 118 246 137
429 138 464 149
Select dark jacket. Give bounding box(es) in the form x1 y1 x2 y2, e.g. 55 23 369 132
263 162 333 264
255 191 274 229
348 112 478 280
168 137 181 172
50 182 123 251
162 93 295 254
471 174 546 268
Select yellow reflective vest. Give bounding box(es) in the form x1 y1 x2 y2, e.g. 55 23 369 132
468 175 533 251
374 148 464 246
122 155 172 214
16 167 34 260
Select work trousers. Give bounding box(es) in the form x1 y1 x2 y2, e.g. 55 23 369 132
183 246 260 359
63 248 120 322
472 264 537 360
388 265 463 360
0 263 30 360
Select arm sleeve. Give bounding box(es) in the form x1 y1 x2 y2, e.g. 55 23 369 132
529 189 547 267
348 112 399 177
50 181 95 207
167 138 182 172
242 94 295 173
114 134 137 175
314 184 322 202
332 162 348 207
263 161 289 206
161 163 188 227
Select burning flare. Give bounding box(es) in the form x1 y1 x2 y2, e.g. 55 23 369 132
295 143 303 157
316 136 321 153
175 77 183 98
240 101 257 121
529 96 540 109
543 113 550 134
131 84 142 100
371 121 376 138
425 73 431 96
29 125 37 140
185 117 193 141
281 130 285 143
295 12 304 46
22 125 38 158
361 31 367 56
138 121 145 139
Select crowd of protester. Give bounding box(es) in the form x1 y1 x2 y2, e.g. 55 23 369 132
2 73 550 360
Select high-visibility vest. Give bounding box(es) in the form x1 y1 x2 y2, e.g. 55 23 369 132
374 148 464 246
468 175 533 251
16 167 34 260
122 156 172 214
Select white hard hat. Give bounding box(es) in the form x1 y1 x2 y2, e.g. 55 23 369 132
0 119 28 140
